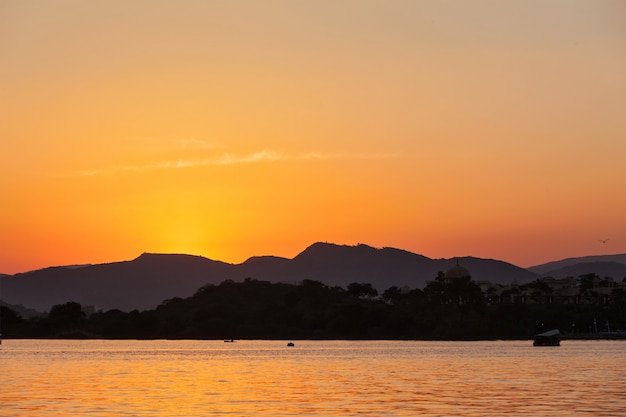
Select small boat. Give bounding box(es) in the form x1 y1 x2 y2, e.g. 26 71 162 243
533 329 560 346
224 339 235 343
287 342 295 347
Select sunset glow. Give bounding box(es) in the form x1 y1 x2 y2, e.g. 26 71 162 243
2 1 625 274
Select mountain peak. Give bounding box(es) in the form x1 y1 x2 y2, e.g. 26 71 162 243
134 252 206 260
295 242 377 259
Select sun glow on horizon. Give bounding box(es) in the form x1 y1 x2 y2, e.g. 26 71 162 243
1 1 625 274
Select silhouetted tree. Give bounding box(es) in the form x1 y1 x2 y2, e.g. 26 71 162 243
382 286 402 303
1 305 23 324
48 302 85 323
424 272 483 306
347 282 378 299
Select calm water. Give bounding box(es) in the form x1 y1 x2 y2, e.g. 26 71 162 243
1 339 624 416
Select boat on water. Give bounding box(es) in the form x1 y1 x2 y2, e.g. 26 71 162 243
533 329 561 346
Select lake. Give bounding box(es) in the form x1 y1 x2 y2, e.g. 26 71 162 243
1 339 624 416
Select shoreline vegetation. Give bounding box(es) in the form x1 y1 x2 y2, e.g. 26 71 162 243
3 333 626 341
2 278 625 341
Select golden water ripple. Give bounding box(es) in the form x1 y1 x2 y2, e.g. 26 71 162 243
1 340 624 416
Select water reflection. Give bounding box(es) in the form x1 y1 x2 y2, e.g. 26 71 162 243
1 340 624 416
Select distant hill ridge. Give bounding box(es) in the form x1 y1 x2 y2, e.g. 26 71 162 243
1 242 624 313
527 254 626 280
527 254 626 275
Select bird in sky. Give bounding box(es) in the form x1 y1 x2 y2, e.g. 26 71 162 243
599 239 609 244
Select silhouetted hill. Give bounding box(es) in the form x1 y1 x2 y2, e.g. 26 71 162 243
1 254 233 313
234 243 537 291
528 254 626 279
236 243 435 289
1 243 538 312
236 255 292 280
549 261 626 280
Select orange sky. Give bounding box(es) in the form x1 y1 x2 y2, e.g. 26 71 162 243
2 1 625 274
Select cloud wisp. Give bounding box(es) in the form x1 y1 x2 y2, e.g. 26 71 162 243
71 150 400 177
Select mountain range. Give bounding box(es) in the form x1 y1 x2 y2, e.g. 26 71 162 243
1 242 624 313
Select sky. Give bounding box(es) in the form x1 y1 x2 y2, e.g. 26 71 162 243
1 1 625 274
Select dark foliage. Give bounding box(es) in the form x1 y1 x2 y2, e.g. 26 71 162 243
3 277 625 340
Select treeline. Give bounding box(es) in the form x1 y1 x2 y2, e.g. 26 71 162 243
2 278 625 340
